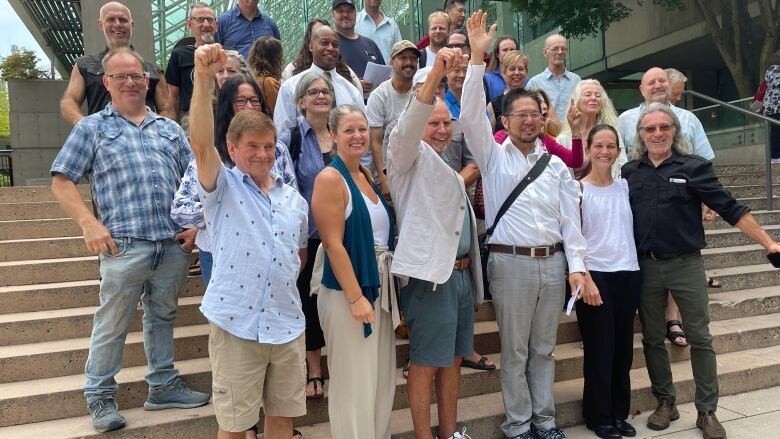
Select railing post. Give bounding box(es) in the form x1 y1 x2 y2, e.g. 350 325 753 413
767 120 774 211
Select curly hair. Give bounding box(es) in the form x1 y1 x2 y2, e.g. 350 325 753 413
247 36 283 80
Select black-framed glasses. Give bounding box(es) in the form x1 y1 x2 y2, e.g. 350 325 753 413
190 16 216 24
234 97 262 107
106 73 148 82
305 88 332 97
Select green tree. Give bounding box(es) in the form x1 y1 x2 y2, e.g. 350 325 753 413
0 50 46 81
509 0 779 97
0 83 8 142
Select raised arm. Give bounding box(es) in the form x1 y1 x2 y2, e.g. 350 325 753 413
60 65 86 126
153 74 176 120
461 11 498 171
190 44 227 192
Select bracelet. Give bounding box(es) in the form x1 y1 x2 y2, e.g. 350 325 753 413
350 295 362 305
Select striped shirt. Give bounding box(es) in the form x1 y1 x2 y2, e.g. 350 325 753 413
51 104 192 241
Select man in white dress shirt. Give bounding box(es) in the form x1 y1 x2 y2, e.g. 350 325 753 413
460 12 587 439
617 67 714 160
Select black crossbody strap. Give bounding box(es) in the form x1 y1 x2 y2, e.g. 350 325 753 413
485 153 551 236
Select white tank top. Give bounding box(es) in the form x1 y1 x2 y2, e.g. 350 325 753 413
342 176 391 247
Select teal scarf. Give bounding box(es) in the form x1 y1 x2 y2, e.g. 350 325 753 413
321 155 395 337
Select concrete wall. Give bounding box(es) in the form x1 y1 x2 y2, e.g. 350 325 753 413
8 80 74 186
82 0 155 65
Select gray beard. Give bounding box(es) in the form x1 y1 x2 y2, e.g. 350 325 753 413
200 33 215 44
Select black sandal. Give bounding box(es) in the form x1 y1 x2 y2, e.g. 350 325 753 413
708 277 722 288
666 320 689 347
293 429 303 438
306 377 325 399
402 360 410 379
461 355 497 370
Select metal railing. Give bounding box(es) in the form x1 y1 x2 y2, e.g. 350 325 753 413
684 90 780 210
0 150 13 187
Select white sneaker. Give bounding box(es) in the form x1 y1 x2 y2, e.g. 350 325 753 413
451 428 473 439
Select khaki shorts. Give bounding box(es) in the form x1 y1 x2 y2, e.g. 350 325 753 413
208 323 306 432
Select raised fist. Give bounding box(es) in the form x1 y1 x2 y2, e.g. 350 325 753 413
194 44 228 77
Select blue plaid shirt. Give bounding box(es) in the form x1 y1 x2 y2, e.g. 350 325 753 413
51 104 192 241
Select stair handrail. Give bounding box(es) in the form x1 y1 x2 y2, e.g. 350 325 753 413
683 89 777 210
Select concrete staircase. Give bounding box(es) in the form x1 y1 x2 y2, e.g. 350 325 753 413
0 165 779 438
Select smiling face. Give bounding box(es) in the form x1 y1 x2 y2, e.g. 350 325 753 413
422 101 452 154
578 83 603 116
332 4 356 33
587 129 620 171
640 68 672 104
502 60 527 90
228 127 276 180
188 6 217 45
428 16 450 48
497 39 517 64
310 27 340 71
391 50 419 81
102 52 148 108
298 78 333 116
99 2 133 48
445 56 469 94
502 96 543 145
332 111 370 160
233 83 262 113
639 111 675 159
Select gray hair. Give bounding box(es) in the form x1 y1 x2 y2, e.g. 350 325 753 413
664 68 687 84
328 104 366 133
294 72 334 107
189 2 212 14
632 102 692 159
101 46 145 72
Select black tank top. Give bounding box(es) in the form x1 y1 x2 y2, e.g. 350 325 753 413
76 48 162 115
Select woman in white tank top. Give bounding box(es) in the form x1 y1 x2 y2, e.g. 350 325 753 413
576 125 641 438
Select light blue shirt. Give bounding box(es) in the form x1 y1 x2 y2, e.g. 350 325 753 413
199 166 308 344
526 67 582 122
215 6 280 59
617 102 715 160
355 10 402 63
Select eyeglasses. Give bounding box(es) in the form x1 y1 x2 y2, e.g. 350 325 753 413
106 73 148 82
190 16 216 24
305 88 332 97
508 112 542 121
640 124 673 133
546 46 568 53
234 97 262 107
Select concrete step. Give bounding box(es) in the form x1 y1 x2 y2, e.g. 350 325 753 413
705 224 780 247
0 296 206 347
5 286 778 383
0 185 90 203
0 201 90 221
0 218 81 240
718 173 780 186
5 343 780 437
714 163 780 175
705 210 780 229
706 263 780 292
702 244 772 269
2 308 779 426
725 184 780 199
0 236 89 261
735 196 780 211
0 277 204 315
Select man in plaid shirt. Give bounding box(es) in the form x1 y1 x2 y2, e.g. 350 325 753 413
51 47 209 433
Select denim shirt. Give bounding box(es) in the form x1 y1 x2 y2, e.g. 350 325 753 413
199 166 308 344
51 104 192 241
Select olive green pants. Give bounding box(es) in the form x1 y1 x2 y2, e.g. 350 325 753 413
638 251 718 412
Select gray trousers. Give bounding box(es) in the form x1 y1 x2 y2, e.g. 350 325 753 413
488 251 566 437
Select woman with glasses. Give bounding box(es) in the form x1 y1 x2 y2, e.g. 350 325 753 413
557 79 625 179
277 71 335 400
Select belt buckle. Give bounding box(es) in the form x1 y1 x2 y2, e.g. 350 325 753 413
650 251 659 261
531 246 549 257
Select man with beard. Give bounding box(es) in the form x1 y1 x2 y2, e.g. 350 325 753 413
274 25 366 131
60 1 174 124
415 0 466 53
355 0 402 62
333 0 385 94
165 2 217 126
366 40 419 196
419 11 451 68
461 11 586 439
617 67 714 159
526 34 581 122
387 46 481 439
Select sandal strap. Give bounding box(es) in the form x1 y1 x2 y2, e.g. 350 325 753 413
666 320 683 330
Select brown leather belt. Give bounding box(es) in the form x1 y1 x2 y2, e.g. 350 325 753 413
488 243 563 257
453 256 470 270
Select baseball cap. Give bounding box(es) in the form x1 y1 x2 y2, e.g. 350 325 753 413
332 0 356 9
390 40 421 60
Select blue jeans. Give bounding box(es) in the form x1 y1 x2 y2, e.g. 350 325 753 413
84 238 189 404
199 250 213 288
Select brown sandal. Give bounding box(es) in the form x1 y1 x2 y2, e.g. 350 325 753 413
666 320 688 347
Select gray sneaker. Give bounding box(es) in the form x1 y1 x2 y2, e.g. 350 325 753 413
144 376 210 410
88 398 126 432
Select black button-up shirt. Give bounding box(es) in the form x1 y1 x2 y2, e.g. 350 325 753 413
622 152 750 258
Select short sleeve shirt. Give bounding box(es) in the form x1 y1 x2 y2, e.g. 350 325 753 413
338 33 385 78
215 7 280 58
165 45 196 113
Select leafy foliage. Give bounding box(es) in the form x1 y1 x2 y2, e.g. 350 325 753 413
0 50 46 81
0 83 8 140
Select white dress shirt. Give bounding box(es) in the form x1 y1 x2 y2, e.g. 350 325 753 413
460 63 586 273
617 102 715 160
274 63 365 131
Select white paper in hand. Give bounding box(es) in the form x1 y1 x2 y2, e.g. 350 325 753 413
565 284 582 316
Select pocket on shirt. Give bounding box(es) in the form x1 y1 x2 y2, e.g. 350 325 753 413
398 217 432 265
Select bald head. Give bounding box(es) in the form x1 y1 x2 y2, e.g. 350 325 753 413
310 26 340 71
542 34 568 70
640 67 672 104
423 99 453 155
98 2 133 49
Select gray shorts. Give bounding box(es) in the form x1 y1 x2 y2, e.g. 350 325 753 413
399 269 475 367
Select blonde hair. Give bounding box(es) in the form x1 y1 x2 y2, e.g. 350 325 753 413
501 50 530 72
559 79 619 137
428 11 450 26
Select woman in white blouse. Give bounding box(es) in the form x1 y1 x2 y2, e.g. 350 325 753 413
576 124 641 439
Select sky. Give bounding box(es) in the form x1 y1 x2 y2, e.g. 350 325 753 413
0 0 51 65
